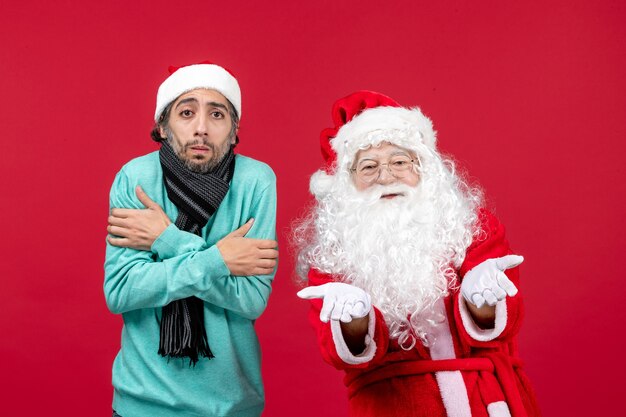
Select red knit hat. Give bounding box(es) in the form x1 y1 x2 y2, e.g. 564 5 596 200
310 90 437 197
320 91 400 173
155 60 241 122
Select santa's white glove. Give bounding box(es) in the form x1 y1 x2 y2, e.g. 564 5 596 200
461 255 523 309
297 282 372 323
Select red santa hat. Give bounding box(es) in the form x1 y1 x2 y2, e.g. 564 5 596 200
154 60 241 122
311 90 437 196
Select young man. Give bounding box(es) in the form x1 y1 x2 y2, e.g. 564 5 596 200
296 91 540 417
104 62 278 417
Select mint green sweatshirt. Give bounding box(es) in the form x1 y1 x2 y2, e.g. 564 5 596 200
104 152 277 417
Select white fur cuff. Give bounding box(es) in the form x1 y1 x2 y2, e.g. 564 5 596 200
458 296 507 342
330 310 377 365
487 401 512 417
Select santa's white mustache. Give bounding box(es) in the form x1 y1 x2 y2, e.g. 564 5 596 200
357 183 417 203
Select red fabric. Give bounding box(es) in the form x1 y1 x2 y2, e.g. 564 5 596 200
305 210 541 417
167 60 238 77
319 91 400 172
345 357 496 394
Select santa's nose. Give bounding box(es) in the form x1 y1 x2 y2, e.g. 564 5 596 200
375 167 396 184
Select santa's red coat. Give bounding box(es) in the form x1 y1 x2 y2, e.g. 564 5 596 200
305 210 541 417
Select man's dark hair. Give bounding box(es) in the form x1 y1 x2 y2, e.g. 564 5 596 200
150 98 240 146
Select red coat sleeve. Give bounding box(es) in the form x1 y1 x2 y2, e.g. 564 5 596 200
453 209 525 347
306 268 389 370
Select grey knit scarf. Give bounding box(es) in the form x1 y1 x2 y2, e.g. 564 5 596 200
158 140 236 366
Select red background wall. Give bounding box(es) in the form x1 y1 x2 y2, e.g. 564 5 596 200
1 1 624 415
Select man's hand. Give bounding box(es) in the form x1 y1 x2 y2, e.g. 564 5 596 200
107 186 172 251
297 282 371 323
216 219 278 276
461 255 523 309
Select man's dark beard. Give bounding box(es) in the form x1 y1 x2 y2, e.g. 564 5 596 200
166 130 232 173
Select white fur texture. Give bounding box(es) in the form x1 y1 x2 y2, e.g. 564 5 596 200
435 371 473 417
312 106 436 197
458 296 508 342
155 64 241 121
487 401 512 417
429 299 472 417
330 309 377 364
296 137 482 348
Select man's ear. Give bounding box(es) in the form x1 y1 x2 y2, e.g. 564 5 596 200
230 128 239 145
158 126 167 140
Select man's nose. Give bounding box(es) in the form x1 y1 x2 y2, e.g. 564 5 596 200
195 116 209 136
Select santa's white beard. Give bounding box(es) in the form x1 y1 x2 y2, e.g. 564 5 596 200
297 164 480 348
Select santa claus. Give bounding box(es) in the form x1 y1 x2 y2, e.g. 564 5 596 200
295 91 541 417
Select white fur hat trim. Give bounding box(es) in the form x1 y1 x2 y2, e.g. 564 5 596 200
331 106 436 171
154 64 241 121
310 106 436 197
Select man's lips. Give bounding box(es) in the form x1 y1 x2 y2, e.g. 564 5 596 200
190 146 210 152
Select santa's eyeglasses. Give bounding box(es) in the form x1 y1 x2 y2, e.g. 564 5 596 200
349 155 420 184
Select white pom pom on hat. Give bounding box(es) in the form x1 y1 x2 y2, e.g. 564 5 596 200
154 60 241 122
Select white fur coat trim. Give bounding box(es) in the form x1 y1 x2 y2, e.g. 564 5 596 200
458 296 508 342
331 309 377 365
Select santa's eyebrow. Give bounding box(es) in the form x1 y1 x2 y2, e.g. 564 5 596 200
357 151 412 164
388 149 413 157
355 157 378 165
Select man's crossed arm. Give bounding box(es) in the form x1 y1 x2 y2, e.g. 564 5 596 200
107 186 278 276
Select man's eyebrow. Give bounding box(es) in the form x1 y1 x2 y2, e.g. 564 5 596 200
206 101 228 110
174 97 199 109
176 99 228 111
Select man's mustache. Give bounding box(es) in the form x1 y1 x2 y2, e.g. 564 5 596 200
183 140 216 151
